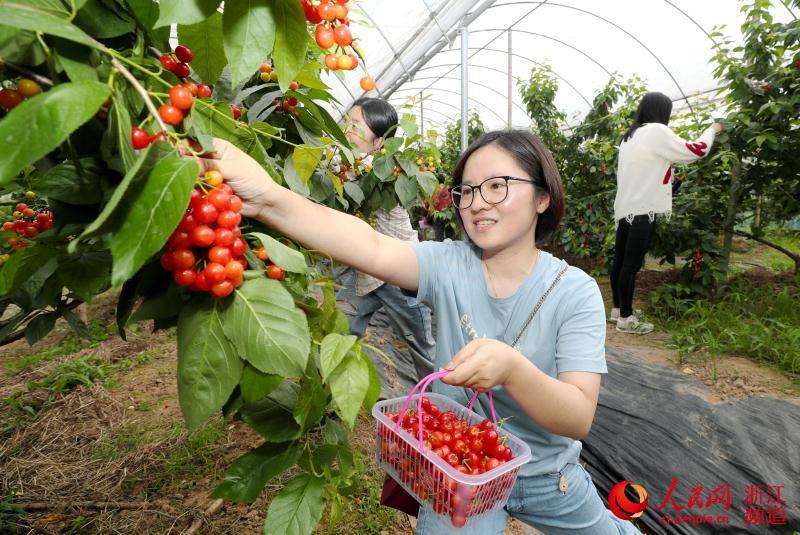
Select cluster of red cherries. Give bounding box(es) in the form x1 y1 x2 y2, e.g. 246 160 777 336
2 196 53 261
380 397 515 528
160 171 249 298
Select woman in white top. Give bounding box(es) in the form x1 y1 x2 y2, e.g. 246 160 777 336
610 92 722 334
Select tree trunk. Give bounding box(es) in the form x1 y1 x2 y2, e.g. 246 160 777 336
719 160 742 274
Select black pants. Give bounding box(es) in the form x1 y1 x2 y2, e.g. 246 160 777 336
610 215 657 317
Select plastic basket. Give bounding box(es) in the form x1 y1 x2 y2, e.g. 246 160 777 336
372 370 531 529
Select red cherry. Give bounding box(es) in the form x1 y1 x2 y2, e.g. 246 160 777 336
23 226 38 238
197 84 212 98
131 127 151 149
174 269 196 286
178 213 198 232
0 89 25 110
207 188 231 211
160 54 177 71
230 237 246 257
266 265 286 281
229 104 241 120
333 24 352 47
289 81 299 91
208 246 232 265
210 279 234 298
169 85 194 111
2 222 13 231
214 228 235 246
168 230 192 250
229 195 243 212
190 225 215 247
315 25 335 49
317 2 336 21
159 104 184 125
160 252 175 271
150 131 167 143
175 45 193 63
193 272 210 291
194 201 219 224
182 82 199 96
216 210 241 229
171 249 196 270
204 262 226 284
225 260 244 280
172 62 191 79
302 0 323 23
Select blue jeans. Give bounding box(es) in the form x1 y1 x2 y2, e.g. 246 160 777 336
415 462 641 534
336 270 435 382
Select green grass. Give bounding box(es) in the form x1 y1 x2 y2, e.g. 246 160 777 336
1 349 158 430
318 450 408 534
648 276 800 377
3 321 112 377
729 229 800 273
115 419 228 496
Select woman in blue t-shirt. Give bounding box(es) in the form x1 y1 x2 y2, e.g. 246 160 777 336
193 130 638 534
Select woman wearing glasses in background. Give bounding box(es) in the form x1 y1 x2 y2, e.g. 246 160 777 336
191 129 639 534
338 98 435 386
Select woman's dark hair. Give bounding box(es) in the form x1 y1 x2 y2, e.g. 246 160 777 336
351 98 398 139
622 91 673 142
452 130 565 246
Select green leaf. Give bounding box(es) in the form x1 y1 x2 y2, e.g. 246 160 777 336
211 442 301 504
416 171 438 198
127 0 169 47
190 101 239 141
239 381 302 441
324 167 344 198
221 278 310 378
177 12 226 85
37 158 104 205
0 246 52 297
107 87 138 172
73 0 135 38
55 38 98 82
363 354 382 411
154 0 221 27
394 174 417 207
0 2 102 50
177 297 243 430
72 144 167 249
400 114 418 139
373 154 394 181
319 333 357 381
294 67 330 90
271 0 307 93
240 364 283 403
292 145 323 184
249 232 307 273
397 157 418 178
223 0 275 88
128 285 184 323
343 181 364 206
293 375 326 431
109 155 197 286
25 312 58 346
383 137 403 155
58 252 111 302
0 81 110 185
328 355 369 428
263 474 326 535
281 157 310 196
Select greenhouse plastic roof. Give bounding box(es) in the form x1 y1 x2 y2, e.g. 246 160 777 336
323 0 799 133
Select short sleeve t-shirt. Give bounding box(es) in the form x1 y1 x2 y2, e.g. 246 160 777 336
407 239 607 477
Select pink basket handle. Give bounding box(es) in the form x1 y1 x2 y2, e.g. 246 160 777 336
467 389 498 424
393 370 499 451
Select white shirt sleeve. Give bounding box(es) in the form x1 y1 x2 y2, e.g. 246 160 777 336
649 124 717 164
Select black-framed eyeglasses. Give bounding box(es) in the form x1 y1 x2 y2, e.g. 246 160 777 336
449 176 537 209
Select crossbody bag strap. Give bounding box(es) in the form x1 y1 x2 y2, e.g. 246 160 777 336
510 263 569 350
